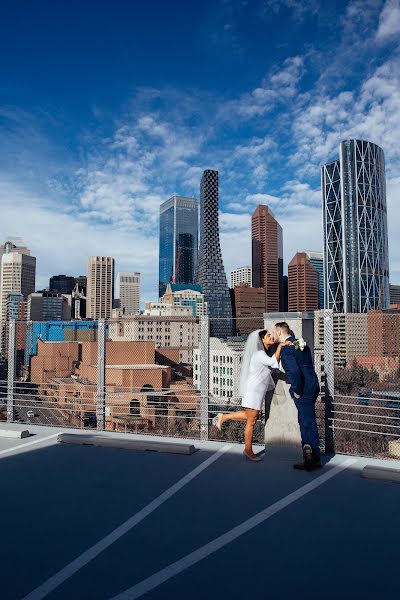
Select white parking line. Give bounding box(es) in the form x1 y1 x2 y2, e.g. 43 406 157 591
22 443 232 600
0 433 59 458
111 457 358 600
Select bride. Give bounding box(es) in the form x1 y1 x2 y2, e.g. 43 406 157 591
213 330 292 461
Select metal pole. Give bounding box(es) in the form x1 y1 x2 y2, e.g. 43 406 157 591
199 315 209 441
7 319 16 423
323 310 335 452
96 320 106 431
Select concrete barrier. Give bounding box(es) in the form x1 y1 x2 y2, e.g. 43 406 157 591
362 465 400 483
0 429 30 439
57 433 196 455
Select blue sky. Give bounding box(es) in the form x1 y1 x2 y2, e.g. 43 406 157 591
1 0 400 302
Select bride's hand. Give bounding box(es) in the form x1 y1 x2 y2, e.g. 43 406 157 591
282 341 293 346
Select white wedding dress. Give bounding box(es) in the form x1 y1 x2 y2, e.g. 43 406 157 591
240 332 278 411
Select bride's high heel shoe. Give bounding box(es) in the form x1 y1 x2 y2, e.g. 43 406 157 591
243 450 263 462
212 413 223 431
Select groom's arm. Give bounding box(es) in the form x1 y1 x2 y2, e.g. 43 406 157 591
280 348 303 398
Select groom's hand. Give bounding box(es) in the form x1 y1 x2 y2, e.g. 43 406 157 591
294 393 300 399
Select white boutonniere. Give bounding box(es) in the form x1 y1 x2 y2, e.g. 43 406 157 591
293 338 306 351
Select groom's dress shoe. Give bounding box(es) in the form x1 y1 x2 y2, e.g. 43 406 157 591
293 445 322 471
293 459 322 471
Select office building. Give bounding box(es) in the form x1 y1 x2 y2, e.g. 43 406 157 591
301 251 324 309
322 139 389 312
230 284 265 336
118 272 140 315
196 170 233 337
162 283 207 317
49 275 76 294
0 251 36 323
252 205 283 312
108 314 199 363
86 256 115 319
193 337 245 405
159 196 198 298
288 252 319 312
27 291 71 321
390 284 400 305
230 266 252 289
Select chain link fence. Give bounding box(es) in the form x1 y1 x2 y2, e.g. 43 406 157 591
1 311 400 459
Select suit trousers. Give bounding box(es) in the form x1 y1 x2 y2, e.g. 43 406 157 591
293 391 320 460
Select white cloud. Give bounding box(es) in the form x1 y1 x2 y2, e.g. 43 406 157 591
223 56 305 119
376 0 400 43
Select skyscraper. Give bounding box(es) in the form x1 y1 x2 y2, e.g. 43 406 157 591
159 196 198 298
251 205 283 312
49 275 76 294
118 272 140 315
230 266 252 289
288 252 319 312
301 251 324 309
87 256 115 319
322 139 389 312
0 251 36 322
196 170 233 337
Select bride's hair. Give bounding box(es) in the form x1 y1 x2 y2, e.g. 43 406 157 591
258 329 278 357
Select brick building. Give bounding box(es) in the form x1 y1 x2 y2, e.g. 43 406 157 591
288 252 319 312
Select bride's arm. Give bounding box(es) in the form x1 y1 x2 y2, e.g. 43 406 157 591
274 341 292 363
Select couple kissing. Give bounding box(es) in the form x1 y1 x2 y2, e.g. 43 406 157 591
213 322 321 471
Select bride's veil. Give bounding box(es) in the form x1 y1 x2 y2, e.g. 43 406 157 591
239 330 262 397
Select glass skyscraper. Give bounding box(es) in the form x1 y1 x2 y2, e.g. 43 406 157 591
302 251 324 309
322 139 389 313
159 196 198 298
196 170 233 338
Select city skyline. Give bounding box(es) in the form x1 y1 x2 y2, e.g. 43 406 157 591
0 1 400 303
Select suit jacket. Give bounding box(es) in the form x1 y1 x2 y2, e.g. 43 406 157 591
280 336 320 399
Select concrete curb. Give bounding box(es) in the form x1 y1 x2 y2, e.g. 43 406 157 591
0 429 30 439
57 433 196 455
361 464 400 483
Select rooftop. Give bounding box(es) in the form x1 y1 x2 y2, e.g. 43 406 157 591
1 423 399 600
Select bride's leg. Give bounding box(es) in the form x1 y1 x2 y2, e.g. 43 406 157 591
244 408 259 455
220 410 247 425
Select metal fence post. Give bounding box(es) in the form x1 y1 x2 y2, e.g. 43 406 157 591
323 310 335 453
7 319 16 423
199 315 210 441
96 319 106 431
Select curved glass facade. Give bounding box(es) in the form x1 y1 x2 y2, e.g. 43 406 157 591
322 140 390 313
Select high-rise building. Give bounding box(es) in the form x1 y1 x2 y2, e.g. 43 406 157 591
118 272 140 315
389 284 400 305
49 275 76 294
288 252 319 312
230 266 252 289
159 196 198 298
230 284 265 336
0 251 36 322
196 170 233 337
251 205 283 312
322 139 389 313
301 251 324 309
87 256 114 319
0 238 31 294
27 291 71 321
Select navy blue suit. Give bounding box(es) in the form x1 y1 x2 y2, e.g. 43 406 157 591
280 336 320 460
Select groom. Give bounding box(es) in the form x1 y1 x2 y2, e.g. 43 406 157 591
273 322 321 471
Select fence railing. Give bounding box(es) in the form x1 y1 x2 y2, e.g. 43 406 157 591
2 312 400 459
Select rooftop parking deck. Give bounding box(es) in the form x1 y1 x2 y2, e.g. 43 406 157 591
1 424 399 600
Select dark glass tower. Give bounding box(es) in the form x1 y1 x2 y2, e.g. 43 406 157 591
49 275 75 294
322 139 389 312
196 170 233 337
159 196 198 298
